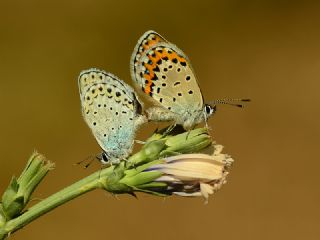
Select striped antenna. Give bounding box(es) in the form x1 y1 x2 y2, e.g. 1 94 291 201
207 98 251 108
74 154 96 168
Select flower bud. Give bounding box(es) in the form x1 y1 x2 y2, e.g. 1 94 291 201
143 144 233 202
0 152 54 220
128 128 211 167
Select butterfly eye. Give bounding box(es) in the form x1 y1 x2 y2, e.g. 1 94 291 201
101 152 109 164
204 104 216 116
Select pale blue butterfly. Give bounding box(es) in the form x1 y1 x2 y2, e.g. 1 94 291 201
78 68 146 164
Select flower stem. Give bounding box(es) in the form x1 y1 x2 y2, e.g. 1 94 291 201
0 127 213 239
0 166 116 239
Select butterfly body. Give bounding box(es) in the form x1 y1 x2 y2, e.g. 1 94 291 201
130 31 215 130
78 68 146 164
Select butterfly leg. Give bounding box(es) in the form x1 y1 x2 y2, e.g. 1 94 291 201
134 140 146 145
202 111 213 132
146 106 179 135
205 118 209 130
162 123 177 136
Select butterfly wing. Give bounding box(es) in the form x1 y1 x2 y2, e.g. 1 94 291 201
130 30 167 85
78 69 144 162
133 41 204 118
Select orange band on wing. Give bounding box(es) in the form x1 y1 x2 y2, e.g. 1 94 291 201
142 35 162 52
142 48 187 95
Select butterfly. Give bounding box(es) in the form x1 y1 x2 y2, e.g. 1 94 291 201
130 30 249 130
130 30 216 130
78 68 146 164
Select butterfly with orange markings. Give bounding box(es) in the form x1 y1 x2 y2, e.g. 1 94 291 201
130 30 249 130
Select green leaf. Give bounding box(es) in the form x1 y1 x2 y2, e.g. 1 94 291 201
3 196 24 219
2 177 20 210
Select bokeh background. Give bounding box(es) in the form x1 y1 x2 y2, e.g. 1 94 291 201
0 0 319 239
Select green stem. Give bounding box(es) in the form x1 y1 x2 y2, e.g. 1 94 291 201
0 127 212 239
0 166 115 239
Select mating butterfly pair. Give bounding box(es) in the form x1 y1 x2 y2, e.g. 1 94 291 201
78 30 246 164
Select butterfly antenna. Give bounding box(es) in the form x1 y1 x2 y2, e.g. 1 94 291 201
208 98 251 108
74 154 97 169
74 155 93 165
84 158 95 169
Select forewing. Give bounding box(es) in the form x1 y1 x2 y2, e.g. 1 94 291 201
135 42 204 114
130 30 167 85
78 69 140 155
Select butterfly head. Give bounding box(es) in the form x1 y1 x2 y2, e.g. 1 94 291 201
101 152 109 164
204 104 216 118
97 151 121 165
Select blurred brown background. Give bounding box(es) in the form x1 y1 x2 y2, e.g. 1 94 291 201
0 0 319 239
